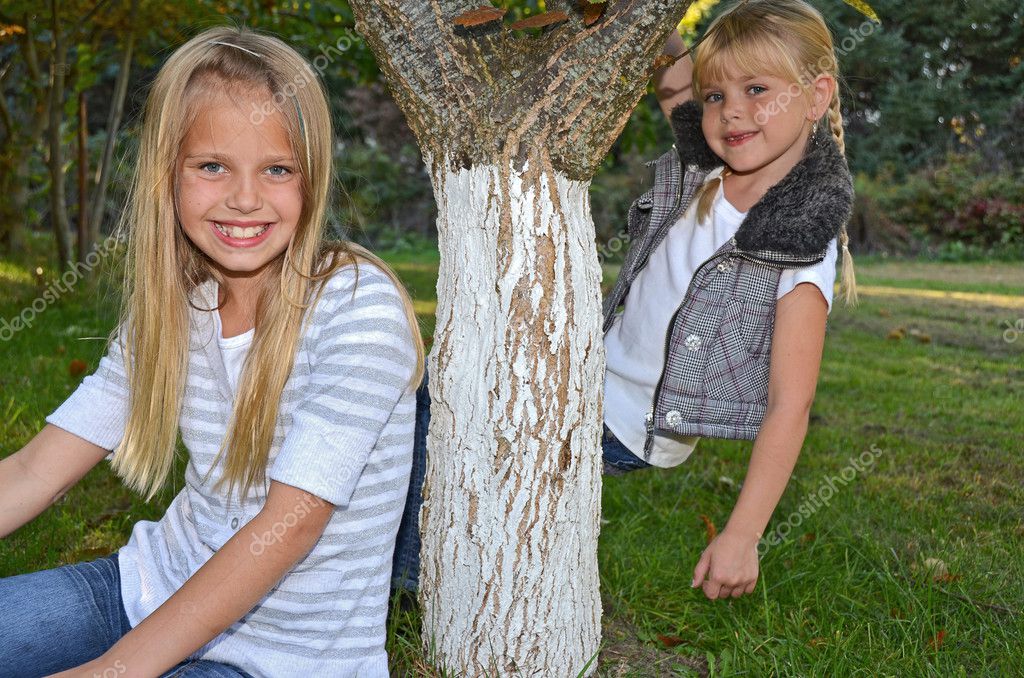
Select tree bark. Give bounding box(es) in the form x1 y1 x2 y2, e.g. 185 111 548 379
88 0 137 248
349 2 691 674
48 0 71 267
77 90 89 264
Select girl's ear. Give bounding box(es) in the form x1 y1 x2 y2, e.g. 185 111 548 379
807 73 835 121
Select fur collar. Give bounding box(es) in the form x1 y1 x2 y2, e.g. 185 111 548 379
668 99 853 257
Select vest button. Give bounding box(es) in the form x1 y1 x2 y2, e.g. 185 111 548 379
666 410 682 426
685 334 702 351
230 517 239 529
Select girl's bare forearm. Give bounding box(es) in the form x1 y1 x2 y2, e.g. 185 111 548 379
722 407 811 540
654 29 695 121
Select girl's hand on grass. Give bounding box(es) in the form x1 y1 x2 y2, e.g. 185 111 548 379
691 528 760 600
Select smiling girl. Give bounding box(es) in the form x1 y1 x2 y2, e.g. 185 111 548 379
0 26 422 677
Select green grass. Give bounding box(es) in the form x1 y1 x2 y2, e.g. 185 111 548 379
2 233 1021 675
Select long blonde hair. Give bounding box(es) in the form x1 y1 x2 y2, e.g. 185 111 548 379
690 0 858 305
110 26 424 503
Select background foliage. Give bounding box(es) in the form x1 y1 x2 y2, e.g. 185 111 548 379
0 0 1021 264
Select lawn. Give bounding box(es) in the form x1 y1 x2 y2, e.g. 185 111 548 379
1 232 1021 676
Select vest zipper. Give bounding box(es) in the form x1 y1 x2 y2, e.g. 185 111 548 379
729 236 825 267
643 251 721 460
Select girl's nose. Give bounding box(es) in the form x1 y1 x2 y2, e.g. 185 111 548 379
226 174 262 213
720 99 743 122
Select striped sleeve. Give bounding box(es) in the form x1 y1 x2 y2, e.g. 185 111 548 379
268 264 418 506
45 323 130 451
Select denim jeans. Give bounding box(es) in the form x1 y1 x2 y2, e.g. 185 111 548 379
390 373 651 592
0 552 253 678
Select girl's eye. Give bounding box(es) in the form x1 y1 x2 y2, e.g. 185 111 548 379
266 165 292 177
704 92 723 103
748 85 767 95
200 162 224 173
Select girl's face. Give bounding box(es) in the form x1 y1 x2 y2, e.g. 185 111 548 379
700 65 830 182
176 87 302 292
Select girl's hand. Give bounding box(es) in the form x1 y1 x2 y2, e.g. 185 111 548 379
690 528 760 600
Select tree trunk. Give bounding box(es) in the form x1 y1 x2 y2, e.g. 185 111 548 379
88 0 137 247
349 2 691 674
48 0 71 267
422 156 604 674
77 90 89 264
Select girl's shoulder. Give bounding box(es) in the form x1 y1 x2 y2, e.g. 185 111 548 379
305 255 410 331
314 255 400 302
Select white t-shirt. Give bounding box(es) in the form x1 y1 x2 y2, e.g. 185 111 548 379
213 301 255 395
603 166 838 468
46 264 418 677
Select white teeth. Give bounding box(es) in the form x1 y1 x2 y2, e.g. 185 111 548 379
215 223 270 239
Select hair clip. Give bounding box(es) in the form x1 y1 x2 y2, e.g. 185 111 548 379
207 40 263 58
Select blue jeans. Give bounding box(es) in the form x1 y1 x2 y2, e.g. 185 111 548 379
0 552 253 677
390 374 651 592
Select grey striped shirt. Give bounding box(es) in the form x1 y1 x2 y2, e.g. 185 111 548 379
46 263 418 677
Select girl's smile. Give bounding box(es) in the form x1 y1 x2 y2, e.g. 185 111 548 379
210 220 275 246
176 88 302 291
700 68 821 187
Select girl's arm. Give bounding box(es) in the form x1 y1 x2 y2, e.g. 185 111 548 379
653 29 695 122
691 282 828 599
59 479 334 678
0 425 112 538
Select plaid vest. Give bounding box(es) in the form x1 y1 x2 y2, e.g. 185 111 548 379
602 101 854 457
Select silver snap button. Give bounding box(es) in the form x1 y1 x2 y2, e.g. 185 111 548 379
645 411 653 425
230 517 239 529
685 334 702 351
665 410 682 426
717 263 727 272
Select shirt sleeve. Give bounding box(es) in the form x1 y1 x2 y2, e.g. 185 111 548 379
268 264 419 507
777 237 838 314
44 323 130 451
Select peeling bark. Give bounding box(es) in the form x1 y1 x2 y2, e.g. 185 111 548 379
422 154 604 674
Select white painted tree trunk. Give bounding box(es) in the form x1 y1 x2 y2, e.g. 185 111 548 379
419 157 605 677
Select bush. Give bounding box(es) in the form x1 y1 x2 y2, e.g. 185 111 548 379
856 151 1024 259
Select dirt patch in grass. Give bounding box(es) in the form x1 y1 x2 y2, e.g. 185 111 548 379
599 613 708 677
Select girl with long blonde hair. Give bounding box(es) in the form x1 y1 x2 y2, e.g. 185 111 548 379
0 25 422 677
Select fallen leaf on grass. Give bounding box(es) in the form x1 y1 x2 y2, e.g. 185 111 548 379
453 6 506 27
907 328 932 343
508 11 569 30
927 629 947 650
878 308 891 317
921 557 948 578
69 359 88 377
886 327 906 340
808 636 827 647
801 531 816 543
699 514 717 543
656 633 684 648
